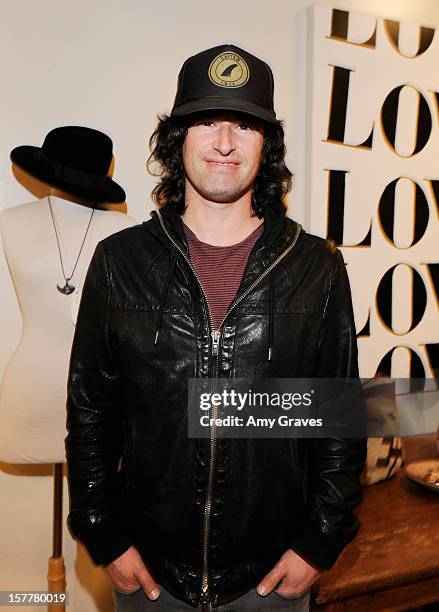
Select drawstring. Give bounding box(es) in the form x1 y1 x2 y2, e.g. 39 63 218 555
153 254 177 345
267 270 275 361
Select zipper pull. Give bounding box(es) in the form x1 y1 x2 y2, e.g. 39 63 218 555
211 330 221 355
200 585 210 611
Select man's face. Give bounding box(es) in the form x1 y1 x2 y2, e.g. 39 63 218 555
182 111 265 206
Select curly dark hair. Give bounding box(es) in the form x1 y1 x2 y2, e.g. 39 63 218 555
147 112 292 217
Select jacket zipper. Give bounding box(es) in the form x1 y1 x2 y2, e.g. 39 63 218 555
155 211 217 611
156 210 301 610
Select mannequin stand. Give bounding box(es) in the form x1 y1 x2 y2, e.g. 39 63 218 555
47 463 65 611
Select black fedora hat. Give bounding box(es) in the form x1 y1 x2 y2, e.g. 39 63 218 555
10 126 126 203
171 44 277 124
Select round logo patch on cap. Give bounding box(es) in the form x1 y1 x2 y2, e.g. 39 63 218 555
208 52 249 88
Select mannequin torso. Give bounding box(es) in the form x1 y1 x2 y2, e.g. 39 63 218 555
0 195 136 463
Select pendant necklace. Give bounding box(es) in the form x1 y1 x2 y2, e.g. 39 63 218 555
48 195 96 295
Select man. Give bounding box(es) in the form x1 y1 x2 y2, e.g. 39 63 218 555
66 44 366 611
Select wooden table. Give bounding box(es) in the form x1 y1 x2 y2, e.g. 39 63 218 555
312 434 439 611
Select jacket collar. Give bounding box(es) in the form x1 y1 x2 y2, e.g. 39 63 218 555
144 203 304 359
144 201 302 259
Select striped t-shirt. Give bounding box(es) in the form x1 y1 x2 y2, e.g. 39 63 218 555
183 221 264 331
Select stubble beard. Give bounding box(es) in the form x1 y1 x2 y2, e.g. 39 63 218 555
187 166 252 204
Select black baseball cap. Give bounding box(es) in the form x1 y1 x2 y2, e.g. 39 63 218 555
171 44 277 124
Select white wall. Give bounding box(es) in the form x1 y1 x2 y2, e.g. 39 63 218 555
1 1 438 610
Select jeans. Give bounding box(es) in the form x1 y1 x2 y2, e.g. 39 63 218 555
113 584 310 611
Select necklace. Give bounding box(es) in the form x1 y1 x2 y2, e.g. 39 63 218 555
48 195 96 295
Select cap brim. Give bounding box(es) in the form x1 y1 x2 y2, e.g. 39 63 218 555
171 97 277 125
10 145 126 203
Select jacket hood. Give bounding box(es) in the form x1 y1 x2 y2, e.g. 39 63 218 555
143 201 302 256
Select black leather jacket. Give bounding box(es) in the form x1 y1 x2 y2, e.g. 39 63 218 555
65 202 366 609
